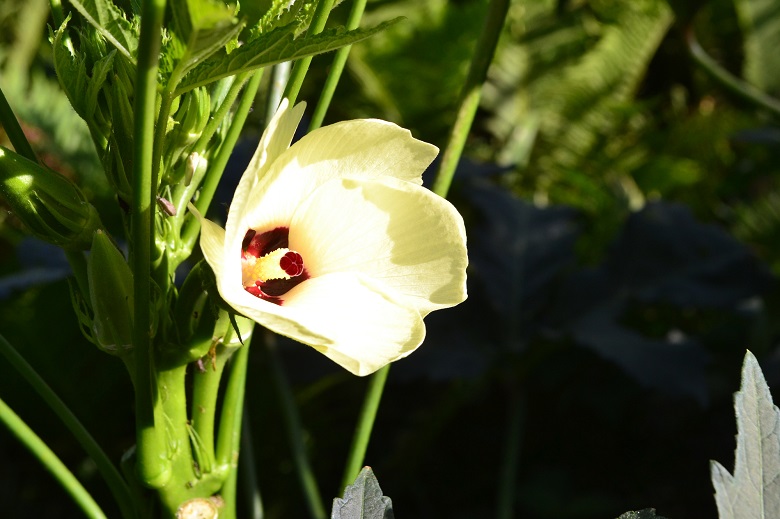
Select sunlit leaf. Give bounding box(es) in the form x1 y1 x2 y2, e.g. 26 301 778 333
67 0 138 61
711 351 780 519
174 18 401 96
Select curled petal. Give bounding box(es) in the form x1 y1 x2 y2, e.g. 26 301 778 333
240 119 439 233
226 99 307 248
290 176 468 316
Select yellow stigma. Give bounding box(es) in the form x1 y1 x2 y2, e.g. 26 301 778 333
242 248 293 287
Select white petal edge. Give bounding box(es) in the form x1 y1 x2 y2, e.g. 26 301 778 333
289 176 468 316
219 272 426 376
190 203 226 274
225 99 307 247
239 119 439 234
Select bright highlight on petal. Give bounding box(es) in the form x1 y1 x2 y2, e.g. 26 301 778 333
194 100 468 376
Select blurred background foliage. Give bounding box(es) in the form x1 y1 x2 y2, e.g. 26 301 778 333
2 0 780 517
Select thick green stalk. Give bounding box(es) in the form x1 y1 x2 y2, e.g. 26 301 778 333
338 363 389 494
432 0 510 197
266 335 326 519
0 396 107 519
156 365 197 513
0 84 36 161
309 0 368 131
215 334 252 519
282 0 336 105
132 0 170 489
0 333 135 517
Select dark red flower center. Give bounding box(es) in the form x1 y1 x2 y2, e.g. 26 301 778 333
241 227 308 305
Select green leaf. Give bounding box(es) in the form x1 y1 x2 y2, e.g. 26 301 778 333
68 0 138 61
174 18 401 96
50 18 90 118
734 0 780 95
331 467 393 519
711 351 780 519
166 0 243 89
85 50 115 121
617 510 669 519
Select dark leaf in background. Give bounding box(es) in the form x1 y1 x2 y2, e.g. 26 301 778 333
467 177 581 350
559 202 773 403
331 467 394 519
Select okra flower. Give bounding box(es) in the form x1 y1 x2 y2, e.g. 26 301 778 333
193 99 467 376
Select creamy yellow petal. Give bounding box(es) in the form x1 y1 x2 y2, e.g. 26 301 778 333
189 203 226 274
240 119 439 233
289 176 468 316
225 99 307 248
215 272 425 375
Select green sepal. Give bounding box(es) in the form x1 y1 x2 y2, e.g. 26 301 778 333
0 146 102 249
88 230 135 355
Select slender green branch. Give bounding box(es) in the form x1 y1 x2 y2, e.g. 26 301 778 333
282 0 337 105
309 0 368 130
685 27 780 117
132 0 170 489
65 250 90 301
194 72 263 218
215 332 252 519
266 333 327 519
0 84 36 162
265 62 291 124
0 333 136 517
338 363 389 494
432 0 510 197
49 0 66 28
240 409 264 519
181 71 263 252
0 396 107 519
496 387 524 519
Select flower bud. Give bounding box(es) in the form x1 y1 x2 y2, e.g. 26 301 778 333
88 230 134 354
0 146 102 249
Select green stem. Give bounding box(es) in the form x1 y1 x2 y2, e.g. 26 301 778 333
49 0 66 27
156 365 197 514
338 364 389 494
180 71 263 253
685 27 780 117
266 333 326 519
431 0 510 197
0 84 36 162
132 0 170 489
0 333 136 518
239 409 264 519
309 0 368 131
0 396 107 519
265 62 291 124
65 250 90 302
282 0 336 105
496 387 524 519
215 333 252 519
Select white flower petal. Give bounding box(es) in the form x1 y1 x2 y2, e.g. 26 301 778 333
226 99 306 248
290 176 468 316
241 119 438 233
283 273 426 376
190 203 226 273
